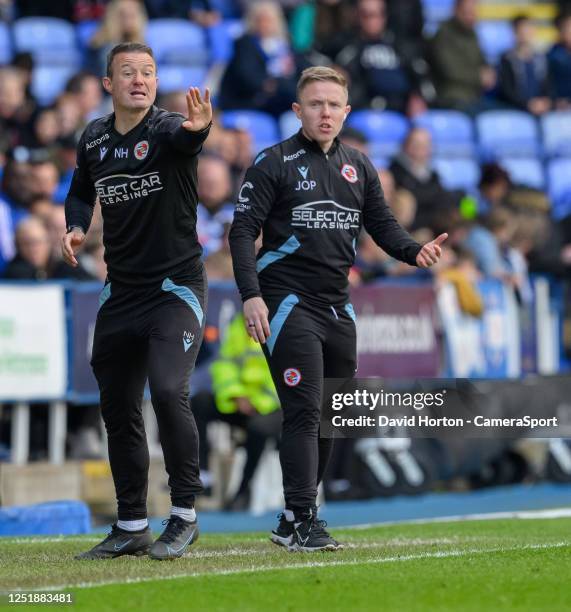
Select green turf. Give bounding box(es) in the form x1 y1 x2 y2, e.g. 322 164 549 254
0 518 569 611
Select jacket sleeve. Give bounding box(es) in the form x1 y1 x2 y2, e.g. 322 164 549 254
64 132 96 233
154 112 211 156
362 158 422 266
228 154 279 302
498 54 527 110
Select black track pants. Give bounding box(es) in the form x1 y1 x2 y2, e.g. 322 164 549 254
91 269 207 520
262 293 357 515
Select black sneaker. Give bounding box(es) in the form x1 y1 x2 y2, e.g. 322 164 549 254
291 516 343 552
75 524 153 560
148 515 199 560
270 513 295 548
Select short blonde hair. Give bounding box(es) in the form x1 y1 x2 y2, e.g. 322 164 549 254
296 66 348 100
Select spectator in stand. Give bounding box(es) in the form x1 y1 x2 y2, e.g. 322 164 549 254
498 16 551 115
437 245 483 317
28 196 55 220
386 0 425 61
463 207 517 281
476 163 511 215
46 205 100 279
340 126 369 155
0 149 33 276
527 212 571 279
56 93 84 139
225 127 254 195
30 158 60 202
389 127 458 232
193 311 282 511
3 216 51 280
65 72 107 125
0 68 36 148
31 107 61 149
548 12 571 109
159 90 188 116
1 152 35 216
429 0 496 112
204 222 235 281
313 0 356 56
88 0 148 75
197 156 235 258
219 1 304 116
353 188 423 283
332 0 425 113
53 134 81 205
0 198 26 276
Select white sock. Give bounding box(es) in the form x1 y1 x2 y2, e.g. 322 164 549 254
284 509 295 522
117 518 148 531
171 506 196 522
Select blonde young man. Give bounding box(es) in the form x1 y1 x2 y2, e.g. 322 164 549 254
229 67 446 551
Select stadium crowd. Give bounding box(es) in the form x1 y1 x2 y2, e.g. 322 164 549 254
1 0 571 501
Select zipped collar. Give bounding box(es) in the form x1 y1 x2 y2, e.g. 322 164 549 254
110 105 156 138
295 129 340 157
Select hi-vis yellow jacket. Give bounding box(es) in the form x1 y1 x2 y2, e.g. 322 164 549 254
210 314 279 415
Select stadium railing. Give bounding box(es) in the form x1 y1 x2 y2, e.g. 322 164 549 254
0 275 565 465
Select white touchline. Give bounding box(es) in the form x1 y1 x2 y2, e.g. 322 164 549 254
22 541 570 593
349 507 571 530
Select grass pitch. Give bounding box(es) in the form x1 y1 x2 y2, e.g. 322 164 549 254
0 517 569 611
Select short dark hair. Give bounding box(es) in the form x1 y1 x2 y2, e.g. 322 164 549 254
106 42 155 78
479 163 511 188
512 14 530 30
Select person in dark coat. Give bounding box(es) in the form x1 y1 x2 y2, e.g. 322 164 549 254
498 15 551 115
389 127 458 232
218 1 303 116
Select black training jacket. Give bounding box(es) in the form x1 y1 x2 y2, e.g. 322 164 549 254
229 130 422 307
65 105 210 285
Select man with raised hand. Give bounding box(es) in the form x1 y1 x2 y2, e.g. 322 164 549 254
229 66 446 552
63 42 212 560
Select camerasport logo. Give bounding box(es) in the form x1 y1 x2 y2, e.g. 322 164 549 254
284 368 302 387
341 164 358 183
95 171 163 205
134 140 149 160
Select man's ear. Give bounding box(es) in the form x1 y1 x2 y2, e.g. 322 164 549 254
292 102 301 119
102 77 112 95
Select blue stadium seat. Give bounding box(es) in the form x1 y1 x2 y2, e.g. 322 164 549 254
208 19 244 63
0 22 12 64
371 156 389 169
31 66 77 106
221 110 280 152
209 0 242 19
476 21 515 66
414 110 475 156
279 110 301 140
433 158 480 192
76 20 100 50
422 0 455 28
547 159 571 219
477 111 540 159
541 112 571 158
347 111 409 157
147 19 209 66
157 65 207 94
498 158 545 189
13 17 81 68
